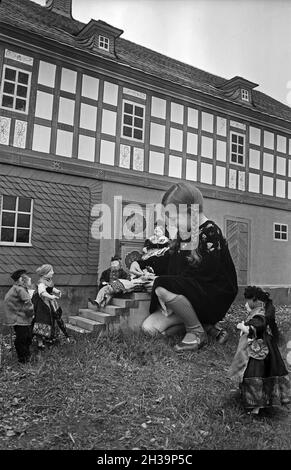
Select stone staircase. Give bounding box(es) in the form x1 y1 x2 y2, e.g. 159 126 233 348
65 292 151 335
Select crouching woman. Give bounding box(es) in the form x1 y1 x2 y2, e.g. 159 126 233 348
142 182 238 352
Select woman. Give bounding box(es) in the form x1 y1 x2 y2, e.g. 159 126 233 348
142 182 238 352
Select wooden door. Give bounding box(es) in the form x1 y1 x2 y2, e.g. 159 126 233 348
226 219 249 285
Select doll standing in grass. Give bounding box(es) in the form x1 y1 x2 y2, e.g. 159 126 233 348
229 286 290 414
32 264 70 349
3 269 34 363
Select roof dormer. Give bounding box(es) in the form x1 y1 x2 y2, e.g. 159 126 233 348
219 76 258 105
76 19 123 58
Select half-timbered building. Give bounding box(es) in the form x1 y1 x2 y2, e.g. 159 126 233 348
1 0 291 313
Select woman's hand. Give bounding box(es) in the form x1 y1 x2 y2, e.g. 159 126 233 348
142 271 156 281
237 322 249 334
54 289 62 298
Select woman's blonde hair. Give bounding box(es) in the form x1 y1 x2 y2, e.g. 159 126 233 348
162 182 204 265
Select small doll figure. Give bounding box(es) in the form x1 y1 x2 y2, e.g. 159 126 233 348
45 286 70 343
89 255 132 308
229 286 290 414
97 255 131 291
130 225 170 279
3 269 34 363
32 264 69 349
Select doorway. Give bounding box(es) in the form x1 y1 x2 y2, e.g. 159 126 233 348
225 217 250 285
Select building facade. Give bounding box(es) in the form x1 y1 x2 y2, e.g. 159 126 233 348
0 0 291 314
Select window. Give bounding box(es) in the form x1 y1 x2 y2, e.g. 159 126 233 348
274 223 288 241
0 196 33 245
241 89 249 101
0 65 31 113
230 132 245 165
122 101 145 141
98 35 109 51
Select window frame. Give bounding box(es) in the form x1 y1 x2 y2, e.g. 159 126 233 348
0 195 33 246
273 223 288 242
98 35 110 51
230 131 245 166
0 65 32 114
121 100 145 143
241 89 249 102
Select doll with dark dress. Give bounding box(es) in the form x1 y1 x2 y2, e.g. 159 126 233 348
97 255 131 290
32 264 70 349
130 225 170 279
229 286 290 414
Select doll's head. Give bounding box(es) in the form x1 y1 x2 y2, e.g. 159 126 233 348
244 285 279 341
110 255 121 271
153 225 164 238
244 285 270 311
36 264 54 286
11 269 32 289
20 273 32 290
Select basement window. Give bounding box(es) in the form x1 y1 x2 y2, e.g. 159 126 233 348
274 223 288 241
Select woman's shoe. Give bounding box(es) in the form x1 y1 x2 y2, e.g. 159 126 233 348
174 331 207 352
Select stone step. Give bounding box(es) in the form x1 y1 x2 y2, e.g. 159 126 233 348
68 315 78 326
65 323 91 334
87 302 127 316
100 305 127 315
79 308 117 324
68 315 104 332
129 292 151 301
110 298 138 308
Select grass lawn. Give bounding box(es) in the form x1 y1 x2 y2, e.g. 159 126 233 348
0 304 290 450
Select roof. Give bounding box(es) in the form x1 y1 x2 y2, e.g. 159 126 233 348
1 0 291 123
